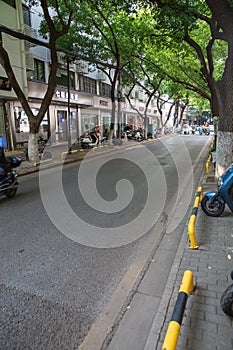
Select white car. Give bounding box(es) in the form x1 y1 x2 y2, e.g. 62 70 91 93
182 124 191 134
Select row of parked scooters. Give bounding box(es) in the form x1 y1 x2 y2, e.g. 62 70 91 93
79 128 145 149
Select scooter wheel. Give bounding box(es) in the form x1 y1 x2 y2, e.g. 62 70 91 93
201 195 225 217
220 284 233 317
6 187 17 198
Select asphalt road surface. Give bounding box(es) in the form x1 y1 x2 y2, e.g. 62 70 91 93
0 134 210 350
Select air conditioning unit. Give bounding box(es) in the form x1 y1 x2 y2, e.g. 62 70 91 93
96 70 106 81
76 60 89 74
25 52 34 71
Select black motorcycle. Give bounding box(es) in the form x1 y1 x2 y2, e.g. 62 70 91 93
0 156 22 198
220 271 233 317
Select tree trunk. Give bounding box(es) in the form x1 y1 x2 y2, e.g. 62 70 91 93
144 116 148 139
108 100 116 143
216 131 233 177
28 132 39 165
214 50 233 176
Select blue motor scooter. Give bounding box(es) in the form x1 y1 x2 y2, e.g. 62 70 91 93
201 163 233 217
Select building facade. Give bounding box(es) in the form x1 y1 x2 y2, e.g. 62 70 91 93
0 0 168 151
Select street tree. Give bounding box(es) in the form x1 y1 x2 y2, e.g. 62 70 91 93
149 0 233 174
0 0 73 162
62 1 158 139
124 51 194 134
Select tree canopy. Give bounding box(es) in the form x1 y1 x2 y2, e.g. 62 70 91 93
1 0 232 170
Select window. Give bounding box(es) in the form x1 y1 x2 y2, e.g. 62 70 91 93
2 0 16 8
22 4 31 26
56 68 75 89
34 59 45 82
99 82 111 97
79 76 97 94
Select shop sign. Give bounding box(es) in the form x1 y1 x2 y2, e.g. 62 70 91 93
55 90 78 101
0 76 11 91
99 100 108 106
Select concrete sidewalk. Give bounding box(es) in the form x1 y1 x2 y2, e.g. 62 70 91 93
4 144 107 177
7 139 151 176
105 163 233 350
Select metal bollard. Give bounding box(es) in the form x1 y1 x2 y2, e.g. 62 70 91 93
205 154 212 174
187 186 203 249
162 270 194 350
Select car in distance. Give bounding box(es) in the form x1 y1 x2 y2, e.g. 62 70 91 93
208 124 215 135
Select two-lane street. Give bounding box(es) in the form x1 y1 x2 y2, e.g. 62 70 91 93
0 134 211 349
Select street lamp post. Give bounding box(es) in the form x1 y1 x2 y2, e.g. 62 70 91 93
117 68 122 139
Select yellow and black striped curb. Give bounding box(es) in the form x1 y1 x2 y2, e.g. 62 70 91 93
188 186 203 249
162 270 195 350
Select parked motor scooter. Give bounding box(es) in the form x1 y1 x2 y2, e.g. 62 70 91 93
201 163 233 217
134 129 144 142
122 129 134 141
80 131 99 148
220 271 233 317
0 155 22 198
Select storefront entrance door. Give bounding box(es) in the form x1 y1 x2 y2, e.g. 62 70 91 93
57 111 67 142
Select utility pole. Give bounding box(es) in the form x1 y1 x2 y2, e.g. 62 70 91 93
67 58 71 152
117 71 122 139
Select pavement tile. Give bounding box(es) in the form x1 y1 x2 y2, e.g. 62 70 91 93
151 162 233 350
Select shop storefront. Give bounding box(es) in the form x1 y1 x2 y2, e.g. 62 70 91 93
9 81 115 147
93 97 112 137
11 81 95 146
80 109 98 134
13 105 49 146
0 78 21 151
125 113 144 131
